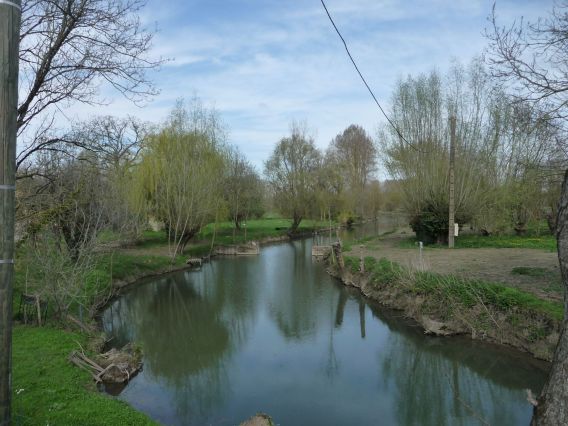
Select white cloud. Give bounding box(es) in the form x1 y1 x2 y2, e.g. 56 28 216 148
50 0 553 173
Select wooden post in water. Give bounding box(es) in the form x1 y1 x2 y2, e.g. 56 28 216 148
0 1 21 424
448 116 456 248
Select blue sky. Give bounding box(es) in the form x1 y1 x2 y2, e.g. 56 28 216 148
68 0 551 172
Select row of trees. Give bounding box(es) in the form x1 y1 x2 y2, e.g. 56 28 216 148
14 96 385 322
18 98 268 316
382 58 564 243
264 122 380 231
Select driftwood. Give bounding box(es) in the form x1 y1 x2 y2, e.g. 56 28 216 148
311 245 332 259
69 344 142 384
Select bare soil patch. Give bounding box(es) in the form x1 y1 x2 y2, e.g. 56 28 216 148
351 230 562 302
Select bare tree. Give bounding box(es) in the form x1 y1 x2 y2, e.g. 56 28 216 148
73 115 146 172
17 0 162 168
264 122 321 232
19 149 106 261
71 115 148 236
487 3 568 424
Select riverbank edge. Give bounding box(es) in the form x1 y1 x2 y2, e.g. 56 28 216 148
326 253 560 362
106 231 310 296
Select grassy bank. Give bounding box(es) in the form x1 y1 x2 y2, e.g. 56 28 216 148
12 326 157 426
341 255 562 360
137 217 334 254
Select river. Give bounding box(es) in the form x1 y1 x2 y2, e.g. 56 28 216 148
102 223 549 425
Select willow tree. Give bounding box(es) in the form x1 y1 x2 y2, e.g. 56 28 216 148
134 100 226 257
383 65 493 243
264 122 321 232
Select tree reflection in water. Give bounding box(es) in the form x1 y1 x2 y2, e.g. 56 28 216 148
102 260 263 422
101 237 548 426
368 302 548 426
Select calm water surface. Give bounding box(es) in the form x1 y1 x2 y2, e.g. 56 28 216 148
102 224 548 426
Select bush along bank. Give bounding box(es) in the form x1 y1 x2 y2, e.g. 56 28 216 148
327 244 562 361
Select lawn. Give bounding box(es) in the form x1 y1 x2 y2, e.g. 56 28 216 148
398 233 557 251
11 326 157 426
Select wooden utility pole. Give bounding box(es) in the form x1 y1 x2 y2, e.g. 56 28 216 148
0 1 21 424
448 116 456 249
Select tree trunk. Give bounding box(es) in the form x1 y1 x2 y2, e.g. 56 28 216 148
290 214 302 233
531 169 568 425
546 211 557 235
178 227 199 255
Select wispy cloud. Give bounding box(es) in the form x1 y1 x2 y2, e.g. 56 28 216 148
63 0 552 171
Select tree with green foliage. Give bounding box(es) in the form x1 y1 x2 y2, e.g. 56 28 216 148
383 59 559 243
383 65 491 243
133 100 227 257
327 124 377 218
264 122 321 232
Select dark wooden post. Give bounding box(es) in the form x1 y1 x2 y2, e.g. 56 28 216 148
0 1 21 424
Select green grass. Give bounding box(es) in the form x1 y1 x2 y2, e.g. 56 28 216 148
136 218 335 251
195 218 333 246
12 326 157 426
510 266 563 295
133 230 169 248
511 266 549 277
399 234 557 251
342 235 379 253
91 252 185 283
347 256 563 321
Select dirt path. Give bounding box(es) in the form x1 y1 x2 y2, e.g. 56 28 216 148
350 230 562 302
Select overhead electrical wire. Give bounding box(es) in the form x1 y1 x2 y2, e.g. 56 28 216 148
319 0 422 152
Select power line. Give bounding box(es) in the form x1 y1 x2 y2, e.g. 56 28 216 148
319 0 421 152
